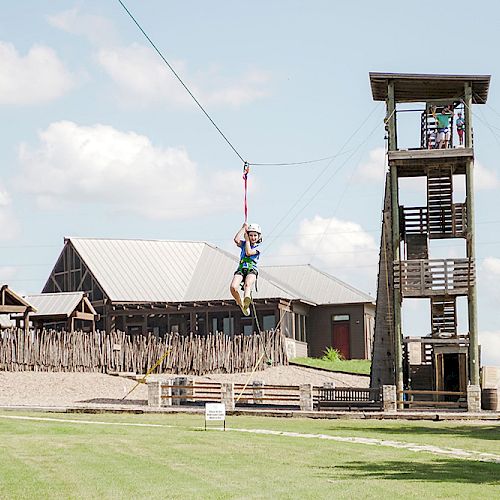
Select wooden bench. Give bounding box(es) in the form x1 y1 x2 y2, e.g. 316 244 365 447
317 387 382 411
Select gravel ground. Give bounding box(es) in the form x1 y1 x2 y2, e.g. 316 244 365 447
0 366 368 408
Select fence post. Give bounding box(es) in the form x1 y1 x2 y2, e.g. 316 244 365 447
299 384 313 411
221 382 235 411
252 380 264 405
147 380 162 407
173 376 194 405
382 385 397 412
467 384 481 412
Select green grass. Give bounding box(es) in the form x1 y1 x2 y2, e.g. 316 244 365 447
291 356 371 375
0 411 498 499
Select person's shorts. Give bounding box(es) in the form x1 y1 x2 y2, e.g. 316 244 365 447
438 128 450 141
234 268 258 278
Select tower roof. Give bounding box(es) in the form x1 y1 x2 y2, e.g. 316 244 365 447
369 72 490 103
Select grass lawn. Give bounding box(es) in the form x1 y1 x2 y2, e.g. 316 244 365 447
291 357 371 375
0 411 499 499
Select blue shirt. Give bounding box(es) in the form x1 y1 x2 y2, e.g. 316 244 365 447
239 240 260 270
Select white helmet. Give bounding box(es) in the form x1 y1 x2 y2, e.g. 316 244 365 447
247 223 262 242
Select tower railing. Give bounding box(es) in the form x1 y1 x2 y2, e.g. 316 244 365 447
394 258 475 297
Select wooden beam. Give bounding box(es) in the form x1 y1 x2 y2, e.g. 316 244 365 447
0 305 28 313
73 311 96 321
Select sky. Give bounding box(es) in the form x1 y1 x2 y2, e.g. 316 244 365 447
1 0 500 364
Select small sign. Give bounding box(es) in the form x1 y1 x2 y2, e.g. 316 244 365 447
205 403 226 430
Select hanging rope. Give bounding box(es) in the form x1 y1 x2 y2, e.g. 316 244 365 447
243 161 250 222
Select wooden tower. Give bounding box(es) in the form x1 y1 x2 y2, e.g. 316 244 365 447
368 73 490 405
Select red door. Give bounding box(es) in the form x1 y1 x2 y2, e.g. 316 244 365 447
332 322 350 359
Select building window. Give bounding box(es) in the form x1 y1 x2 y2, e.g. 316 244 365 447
243 324 253 336
294 314 307 343
263 314 276 331
333 314 350 322
281 311 293 338
223 317 234 336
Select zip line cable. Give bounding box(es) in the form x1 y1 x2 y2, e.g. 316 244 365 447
116 0 246 164
265 106 383 249
249 149 357 167
265 104 381 245
306 148 367 265
116 0 383 172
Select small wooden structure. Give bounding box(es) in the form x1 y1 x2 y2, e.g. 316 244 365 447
0 285 36 333
24 292 98 332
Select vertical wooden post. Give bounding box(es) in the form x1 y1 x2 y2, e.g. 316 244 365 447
464 82 479 386
23 309 30 335
387 81 403 405
387 81 398 151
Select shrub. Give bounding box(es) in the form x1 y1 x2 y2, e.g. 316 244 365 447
322 347 343 362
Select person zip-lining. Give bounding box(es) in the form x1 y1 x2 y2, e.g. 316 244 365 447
230 222 262 316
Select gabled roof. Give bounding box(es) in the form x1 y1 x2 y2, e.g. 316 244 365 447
66 238 297 303
25 292 97 319
262 264 374 305
1 284 36 312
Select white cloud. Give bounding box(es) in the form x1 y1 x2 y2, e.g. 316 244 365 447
0 181 20 241
357 147 386 181
97 44 270 108
47 7 118 46
480 331 500 367
17 121 240 219
483 256 500 276
0 41 74 105
0 266 17 283
475 161 499 190
0 186 11 207
48 7 271 108
276 215 378 271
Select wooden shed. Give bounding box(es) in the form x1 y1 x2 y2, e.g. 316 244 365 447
0 284 36 332
24 292 98 332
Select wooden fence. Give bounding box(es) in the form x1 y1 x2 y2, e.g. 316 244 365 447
0 328 288 375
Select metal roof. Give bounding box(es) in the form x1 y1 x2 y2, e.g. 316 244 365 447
369 72 490 103
25 292 96 318
68 238 297 303
262 265 375 305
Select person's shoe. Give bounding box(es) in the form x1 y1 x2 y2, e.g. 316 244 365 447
242 296 251 316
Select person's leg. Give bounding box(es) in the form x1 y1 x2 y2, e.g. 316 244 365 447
243 273 256 308
230 274 244 306
444 130 450 148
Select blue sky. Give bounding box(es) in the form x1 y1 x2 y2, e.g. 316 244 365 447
1 1 500 364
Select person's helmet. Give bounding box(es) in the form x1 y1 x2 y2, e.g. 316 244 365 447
247 223 262 242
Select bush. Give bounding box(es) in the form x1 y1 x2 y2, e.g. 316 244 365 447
322 347 343 362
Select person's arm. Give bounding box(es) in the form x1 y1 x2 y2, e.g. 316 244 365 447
243 232 259 256
234 223 248 246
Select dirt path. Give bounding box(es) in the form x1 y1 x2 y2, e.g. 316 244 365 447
0 366 368 407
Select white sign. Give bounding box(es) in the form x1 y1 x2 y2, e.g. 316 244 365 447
205 403 226 421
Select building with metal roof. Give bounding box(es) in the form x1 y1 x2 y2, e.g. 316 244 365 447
24 292 98 332
41 238 375 359
0 284 36 333
263 265 375 359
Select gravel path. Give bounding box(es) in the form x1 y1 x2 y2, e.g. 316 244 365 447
0 366 368 407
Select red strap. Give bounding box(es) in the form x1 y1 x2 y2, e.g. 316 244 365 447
243 163 250 222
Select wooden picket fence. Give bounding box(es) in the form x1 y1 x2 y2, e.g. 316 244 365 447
0 328 288 375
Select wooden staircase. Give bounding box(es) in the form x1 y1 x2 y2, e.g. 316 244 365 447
427 168 453 238
431 296 457 336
